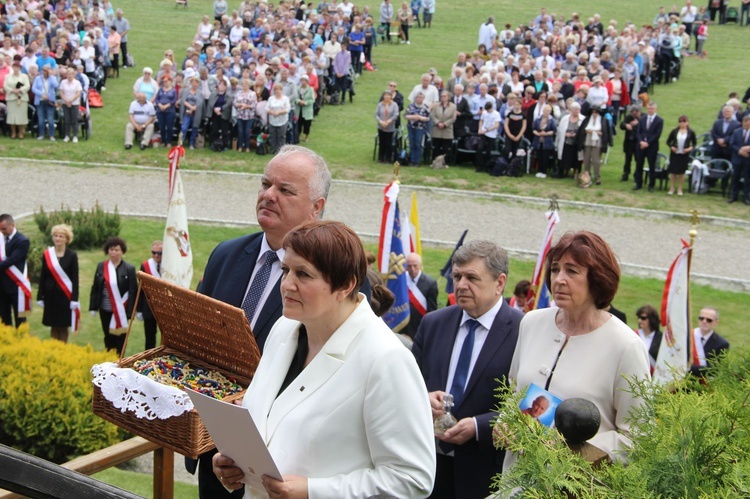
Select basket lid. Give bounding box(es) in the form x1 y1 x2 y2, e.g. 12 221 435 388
137 272 260 380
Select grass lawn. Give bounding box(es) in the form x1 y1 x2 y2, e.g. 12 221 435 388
3 0 750 218
92 467 197 498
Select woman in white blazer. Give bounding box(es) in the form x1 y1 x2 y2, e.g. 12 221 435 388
213 221 436 499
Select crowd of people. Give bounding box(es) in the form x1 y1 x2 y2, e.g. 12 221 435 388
121 0 412 153
0 1 123 141
371 4 749 206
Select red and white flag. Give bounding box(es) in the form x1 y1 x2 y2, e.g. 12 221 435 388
43 247 80 332
654 240 692 384
161 146 193 288
0 238 32 318
525 210 560 312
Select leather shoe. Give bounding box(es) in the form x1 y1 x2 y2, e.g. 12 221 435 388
728 197 736 204
648 186 655 192
745 199 750 206
620 174 628 181
632 185 642 191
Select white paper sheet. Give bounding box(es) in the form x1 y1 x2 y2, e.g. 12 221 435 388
186 390 283 489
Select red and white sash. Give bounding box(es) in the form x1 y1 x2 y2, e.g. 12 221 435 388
142 258 161 278
43 247 80 332
692 328 708 367
407 277 427 317
103 260 129 334
0 237 32 318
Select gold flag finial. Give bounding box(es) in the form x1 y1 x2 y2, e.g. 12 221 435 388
689 210 700 246
548 194 560 212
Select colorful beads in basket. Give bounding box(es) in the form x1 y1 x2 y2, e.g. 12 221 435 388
133 354 243 400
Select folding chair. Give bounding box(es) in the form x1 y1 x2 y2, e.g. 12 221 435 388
700 159 733 196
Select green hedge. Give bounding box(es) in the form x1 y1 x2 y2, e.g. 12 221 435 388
0 324 122 464
34 203 121 251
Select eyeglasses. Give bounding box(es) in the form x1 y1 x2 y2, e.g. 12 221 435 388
152 251 163 255
698 316 714 323
637 315 648 320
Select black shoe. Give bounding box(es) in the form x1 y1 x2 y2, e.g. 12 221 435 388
745 199 750 205
632 185 642 191
595 180 601 185
125 144 132 150
648 186 655 192
728 197 737 204
620 174 628 181
139 143 146 150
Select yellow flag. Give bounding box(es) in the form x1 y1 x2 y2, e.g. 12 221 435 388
410 192 422 256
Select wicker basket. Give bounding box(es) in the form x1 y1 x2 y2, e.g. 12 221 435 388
92 272 260 459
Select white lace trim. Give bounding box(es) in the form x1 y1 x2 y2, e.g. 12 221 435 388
92 362 194 420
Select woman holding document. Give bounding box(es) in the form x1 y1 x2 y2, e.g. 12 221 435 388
213 220 435 498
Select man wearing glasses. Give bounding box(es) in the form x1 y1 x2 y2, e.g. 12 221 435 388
137 241 163 350
689 307 730 377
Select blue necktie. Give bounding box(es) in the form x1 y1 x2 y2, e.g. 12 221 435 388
450 319 480 408
241 250 278 324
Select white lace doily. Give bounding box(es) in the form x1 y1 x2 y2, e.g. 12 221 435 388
92 362 194 420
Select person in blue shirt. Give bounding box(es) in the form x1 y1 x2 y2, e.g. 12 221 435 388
35 46 58 73
32 65 60 140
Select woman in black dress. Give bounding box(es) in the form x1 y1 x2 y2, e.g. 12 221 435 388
665 115 697 196
89 237 137 355
37 224 79 343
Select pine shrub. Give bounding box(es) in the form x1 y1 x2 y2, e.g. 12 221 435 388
492 349 750 498
34 202 121 251
0 324 122 464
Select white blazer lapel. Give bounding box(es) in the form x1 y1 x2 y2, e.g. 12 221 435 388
250 323 300 441
265 297 369 443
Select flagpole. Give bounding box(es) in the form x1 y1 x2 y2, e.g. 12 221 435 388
687 210 700 367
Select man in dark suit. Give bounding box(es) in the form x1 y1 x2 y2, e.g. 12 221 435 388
413 240 522 499
728 114 750 205
137 240 162 350
690 306 730 376
634 101 664 192
452 83 472 138
711 106 741 162
620 104 642 181
405 252 438 339
0 214 31 328
189 145 330 499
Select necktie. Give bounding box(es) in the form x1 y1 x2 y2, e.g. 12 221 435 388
744 130 749 143
156 263 161 275
449 319 480 408
241 250 278 324
647 117 652 129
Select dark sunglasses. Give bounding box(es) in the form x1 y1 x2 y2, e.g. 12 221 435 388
637 315 648 320
698 316 714 323
152 251 163 255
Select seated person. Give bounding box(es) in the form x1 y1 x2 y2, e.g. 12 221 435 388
125 92 156 150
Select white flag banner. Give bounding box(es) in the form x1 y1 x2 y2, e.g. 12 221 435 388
161 146 193 288
653 241 692 384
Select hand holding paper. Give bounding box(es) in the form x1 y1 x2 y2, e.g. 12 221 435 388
186 389 283 491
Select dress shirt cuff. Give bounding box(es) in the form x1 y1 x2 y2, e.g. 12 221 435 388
473 417 479 441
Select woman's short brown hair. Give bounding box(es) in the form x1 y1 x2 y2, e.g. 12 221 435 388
282 220 366 300
544 231 620 309
103 237 127 255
